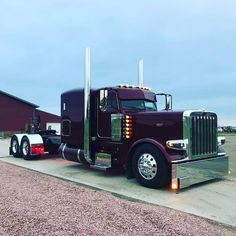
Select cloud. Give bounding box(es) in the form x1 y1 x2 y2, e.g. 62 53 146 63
0 0 236 125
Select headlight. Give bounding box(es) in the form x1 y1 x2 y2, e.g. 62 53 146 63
218 136 226 146
166 139 188 150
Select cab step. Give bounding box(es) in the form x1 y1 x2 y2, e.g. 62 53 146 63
90 163 111 171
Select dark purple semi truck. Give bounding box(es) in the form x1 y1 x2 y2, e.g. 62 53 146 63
59 48 228 190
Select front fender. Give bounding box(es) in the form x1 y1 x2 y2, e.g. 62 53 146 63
129 138 171 162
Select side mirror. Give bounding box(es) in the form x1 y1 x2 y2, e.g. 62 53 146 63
165 94 172 110
156 93 172 111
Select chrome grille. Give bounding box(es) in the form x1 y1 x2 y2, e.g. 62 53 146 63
191 113 217 157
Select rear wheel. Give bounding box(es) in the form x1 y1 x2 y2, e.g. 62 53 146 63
10 136 20 158
20 136 32 160
132 144 170 188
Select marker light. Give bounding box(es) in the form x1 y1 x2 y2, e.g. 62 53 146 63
123 115 133 139
171 183 178 190
31 144 44 155
171 179 179 191
116 85 152 91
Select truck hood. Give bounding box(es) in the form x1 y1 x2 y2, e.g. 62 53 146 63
130 110 184 142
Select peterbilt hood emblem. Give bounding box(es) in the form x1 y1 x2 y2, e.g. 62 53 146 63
155 123 164 127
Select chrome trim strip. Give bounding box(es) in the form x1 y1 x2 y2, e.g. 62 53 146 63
171 157 189 163
77 149 81 162
62 144 66 159
171 153 226 163
183 110 205 118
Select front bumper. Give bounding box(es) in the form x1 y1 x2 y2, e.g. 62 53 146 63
171 154 229 190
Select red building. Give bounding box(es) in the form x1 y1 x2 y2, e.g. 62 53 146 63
0 90 60 133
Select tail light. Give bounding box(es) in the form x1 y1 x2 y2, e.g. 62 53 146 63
31 144 44 155
123 115 133 139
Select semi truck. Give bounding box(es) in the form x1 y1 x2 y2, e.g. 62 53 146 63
58 48 229 190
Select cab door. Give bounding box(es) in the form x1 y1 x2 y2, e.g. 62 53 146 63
97 89 119 138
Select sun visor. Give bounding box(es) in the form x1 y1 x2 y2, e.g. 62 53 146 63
117 88 156 101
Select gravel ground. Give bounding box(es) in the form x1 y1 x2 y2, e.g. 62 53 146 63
0 161 235 236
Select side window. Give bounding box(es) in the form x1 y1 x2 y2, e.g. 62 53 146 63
99 90 118 112
99 89 108 110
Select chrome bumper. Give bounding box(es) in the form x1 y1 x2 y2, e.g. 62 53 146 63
171 155 229 190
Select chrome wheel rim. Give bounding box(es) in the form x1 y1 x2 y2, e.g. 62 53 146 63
12 140 18 153
138 153 157 180
22 141 29 156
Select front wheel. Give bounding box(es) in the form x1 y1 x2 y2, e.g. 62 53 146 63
132 144 170 188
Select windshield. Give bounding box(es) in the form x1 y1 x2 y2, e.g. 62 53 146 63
121 100 157 111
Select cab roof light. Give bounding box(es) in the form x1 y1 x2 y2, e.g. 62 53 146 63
116 84 151 91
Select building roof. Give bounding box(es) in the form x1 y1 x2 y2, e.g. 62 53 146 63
0 90 39 108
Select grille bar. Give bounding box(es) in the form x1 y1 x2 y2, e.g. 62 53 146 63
191 114 217 157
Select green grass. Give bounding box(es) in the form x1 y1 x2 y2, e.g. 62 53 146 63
218 132 236 136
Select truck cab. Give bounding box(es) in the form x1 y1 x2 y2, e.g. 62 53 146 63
59 85 228 190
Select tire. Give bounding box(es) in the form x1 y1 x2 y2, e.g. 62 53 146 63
20 136 32 160
132 144 170 188
10 136 20 158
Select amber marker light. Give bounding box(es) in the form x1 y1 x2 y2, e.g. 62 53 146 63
124 115 133 139
171 183 178 190
170 179 179 192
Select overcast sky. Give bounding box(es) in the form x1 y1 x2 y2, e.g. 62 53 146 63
1 0 236 125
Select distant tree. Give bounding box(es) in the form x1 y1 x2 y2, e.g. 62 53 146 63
222 126 236 133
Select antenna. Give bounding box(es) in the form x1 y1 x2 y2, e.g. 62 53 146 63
138 59 144 87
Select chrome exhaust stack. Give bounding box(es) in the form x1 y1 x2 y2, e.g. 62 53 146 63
59 48 92 164
138 59 144 87
84 48 93 164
